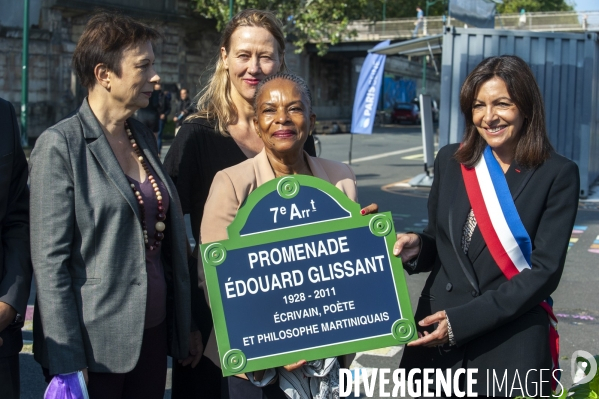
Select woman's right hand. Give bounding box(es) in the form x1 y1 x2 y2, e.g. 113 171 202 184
393 233 421 263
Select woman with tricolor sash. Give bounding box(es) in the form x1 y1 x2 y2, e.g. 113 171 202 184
394 55 579 397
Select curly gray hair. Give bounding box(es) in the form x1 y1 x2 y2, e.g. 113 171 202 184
253 73 313 114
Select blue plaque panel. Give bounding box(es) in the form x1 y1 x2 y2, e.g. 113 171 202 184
201 175 415 376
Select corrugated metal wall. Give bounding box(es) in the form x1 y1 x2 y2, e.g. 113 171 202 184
439 27 599 197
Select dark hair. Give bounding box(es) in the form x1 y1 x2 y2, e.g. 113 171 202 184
253 73 313 113
72 11 160 89
455 55 553 168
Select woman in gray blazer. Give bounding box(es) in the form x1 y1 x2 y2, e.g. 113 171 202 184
29 12 196 399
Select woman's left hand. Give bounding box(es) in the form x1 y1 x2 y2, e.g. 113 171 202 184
360 203 379 215
283 360 307 372
407 310 449 347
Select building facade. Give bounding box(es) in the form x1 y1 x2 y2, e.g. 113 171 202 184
0 0 441 140
0 0 220 141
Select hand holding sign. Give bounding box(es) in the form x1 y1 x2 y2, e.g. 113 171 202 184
201 175 416 376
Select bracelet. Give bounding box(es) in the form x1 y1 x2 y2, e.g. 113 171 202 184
446 314 456 346
11 313 23 325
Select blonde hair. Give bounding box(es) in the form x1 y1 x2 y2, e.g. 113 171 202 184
194 9 288 136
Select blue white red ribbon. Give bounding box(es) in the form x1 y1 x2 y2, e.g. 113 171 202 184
461 145 560 390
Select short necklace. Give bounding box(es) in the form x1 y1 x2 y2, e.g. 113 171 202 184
125 121 166 251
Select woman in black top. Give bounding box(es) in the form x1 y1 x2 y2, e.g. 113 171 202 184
392 56 579 396
164 9 315 399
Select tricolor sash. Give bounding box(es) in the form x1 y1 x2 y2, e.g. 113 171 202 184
461 146 560 390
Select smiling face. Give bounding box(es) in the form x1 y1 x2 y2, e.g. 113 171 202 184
108 40 159 110
222 26 282 105
254 78 315 158
472 76 525 159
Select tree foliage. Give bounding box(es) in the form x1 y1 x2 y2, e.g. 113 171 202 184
360 0 447 20
192 0 576 55
192 0 370 56
497 0 574 13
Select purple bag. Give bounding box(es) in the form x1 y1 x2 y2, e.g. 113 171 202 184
44 371 89 399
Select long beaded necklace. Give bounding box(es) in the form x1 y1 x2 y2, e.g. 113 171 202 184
125 121 166 251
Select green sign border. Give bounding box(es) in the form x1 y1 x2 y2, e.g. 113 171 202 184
201 175 416 376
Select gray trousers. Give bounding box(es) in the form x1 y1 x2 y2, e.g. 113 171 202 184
0 354 20 399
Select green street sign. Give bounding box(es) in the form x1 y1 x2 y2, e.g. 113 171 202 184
201 175 416 376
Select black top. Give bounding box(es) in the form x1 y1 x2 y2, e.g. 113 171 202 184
174 98 193 127
157 91 171 116
0 98 31 358
400 143 579 395
163 117 316 249
125 161 169 329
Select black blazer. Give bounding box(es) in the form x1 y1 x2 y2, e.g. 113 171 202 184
400 143 579 396
0 98 31 358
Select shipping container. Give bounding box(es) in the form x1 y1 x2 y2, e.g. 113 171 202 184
439 27 599 197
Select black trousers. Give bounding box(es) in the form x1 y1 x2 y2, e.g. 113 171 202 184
228 376 288 399
0 354 20 399
171 355 226 399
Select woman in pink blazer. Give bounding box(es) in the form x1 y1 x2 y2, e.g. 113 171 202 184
201 73 373 399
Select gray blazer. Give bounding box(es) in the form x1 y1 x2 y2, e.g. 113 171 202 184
30 99 190 375
0 98 31 358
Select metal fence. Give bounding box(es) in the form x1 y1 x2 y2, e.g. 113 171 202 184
346 11 599 41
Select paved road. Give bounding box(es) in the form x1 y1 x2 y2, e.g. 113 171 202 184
20 124 599 398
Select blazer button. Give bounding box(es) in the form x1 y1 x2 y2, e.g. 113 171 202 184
446 283 453 292
471 290 478 297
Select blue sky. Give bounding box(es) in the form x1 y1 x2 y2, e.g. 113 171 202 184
573 0 598 12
